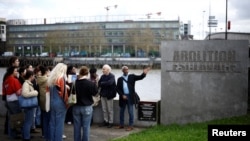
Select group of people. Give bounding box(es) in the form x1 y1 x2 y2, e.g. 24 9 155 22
2 56 43 140
1 56 150 141
97 64 150 132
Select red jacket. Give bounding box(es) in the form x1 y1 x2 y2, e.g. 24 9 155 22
2 76 22 96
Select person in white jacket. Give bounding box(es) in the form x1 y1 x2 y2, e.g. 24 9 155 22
21 70 38 141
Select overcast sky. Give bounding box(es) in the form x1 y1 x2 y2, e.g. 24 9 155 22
0 0 250 39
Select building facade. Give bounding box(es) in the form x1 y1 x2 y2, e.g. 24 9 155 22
5 16 181 57
0 18 6 54
179 21 193 40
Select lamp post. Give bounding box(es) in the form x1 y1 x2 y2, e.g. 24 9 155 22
202 11 206 39
225 0 228 40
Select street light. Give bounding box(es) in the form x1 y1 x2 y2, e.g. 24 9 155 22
104 5 118 21
225 0 228 40
202 11 206 39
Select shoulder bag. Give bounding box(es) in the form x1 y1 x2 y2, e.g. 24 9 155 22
92 87 101 107
68 81 77 105
18 95 38 109
122 78 140 108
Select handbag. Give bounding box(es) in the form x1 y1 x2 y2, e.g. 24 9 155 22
18 95 38 109
134 92 140 108
68 81 77 105
92 88 101 107
92 95 100 107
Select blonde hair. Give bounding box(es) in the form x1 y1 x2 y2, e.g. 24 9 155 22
47 63 67 86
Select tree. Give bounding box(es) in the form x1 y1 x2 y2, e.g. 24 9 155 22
140 24 155 56
44 29 65 54
76 23 106 55
125 23 155 57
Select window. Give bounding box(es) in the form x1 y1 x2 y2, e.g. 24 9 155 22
1 25 5 34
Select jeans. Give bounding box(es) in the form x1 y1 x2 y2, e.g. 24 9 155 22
23 108 35 140
34 106 41 126
49 85 67 141
65 106 73 123
42 110 51 140
73 105 93 141
119 94 134 126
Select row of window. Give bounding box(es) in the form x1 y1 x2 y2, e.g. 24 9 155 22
8 29 178 39
8 37 163 45
8 21 180 32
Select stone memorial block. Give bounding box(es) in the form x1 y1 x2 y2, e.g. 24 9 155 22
160 40 248 125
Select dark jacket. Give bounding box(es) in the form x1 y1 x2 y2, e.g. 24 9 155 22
116 73 146 107
75 79 98 106
98 73 116 100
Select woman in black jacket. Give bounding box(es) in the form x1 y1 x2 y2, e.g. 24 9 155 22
73 66 98 141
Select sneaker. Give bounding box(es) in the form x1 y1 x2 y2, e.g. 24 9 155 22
126 126 133 131
62 134 67 139
116 125 124 129
99 121 109 127
107 123 113 128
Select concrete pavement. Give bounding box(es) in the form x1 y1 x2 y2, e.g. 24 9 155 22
0 116 145 141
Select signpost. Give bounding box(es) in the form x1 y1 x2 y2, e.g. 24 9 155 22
138 101 158 121
208 16 218 40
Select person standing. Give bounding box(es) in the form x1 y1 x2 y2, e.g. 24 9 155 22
26 65 41 133
8 56 20 68
89 67 100 125
98 64 117 128
72 66 98 141
36 65 50 140
116 66 150 131
21 70 39 141
18 67 26 85
89 67 99 86
2 56 20 135
65 65 77 125
47 63 69 141
2 66 22 139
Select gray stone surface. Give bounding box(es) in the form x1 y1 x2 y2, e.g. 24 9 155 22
160 40 249 125
0 116 145 141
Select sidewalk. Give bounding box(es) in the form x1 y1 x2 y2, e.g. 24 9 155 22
0 116 145 141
